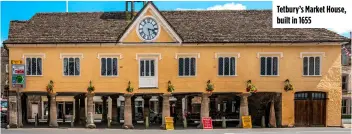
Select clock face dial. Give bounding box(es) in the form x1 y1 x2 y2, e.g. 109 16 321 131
138 17 159 41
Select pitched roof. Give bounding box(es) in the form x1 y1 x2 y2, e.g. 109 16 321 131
4 10 349 44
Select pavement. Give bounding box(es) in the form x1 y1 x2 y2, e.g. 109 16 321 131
1 128 352 134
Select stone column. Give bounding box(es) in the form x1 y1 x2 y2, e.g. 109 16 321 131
111 96 118 124
86 92 96 128
107 97 112 127
143 96 151 128
160 93 171 129
123 93 134 129
8 95 18 128
49 93 58 127
101 96 108 123
199 93 211 128
17 92 23 127
239 93 250 128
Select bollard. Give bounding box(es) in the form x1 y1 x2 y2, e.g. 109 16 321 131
107 117 111 128
145 117 149 129
35 114 38 127
71 116 74 127
222 116 226 128
183 116 187 128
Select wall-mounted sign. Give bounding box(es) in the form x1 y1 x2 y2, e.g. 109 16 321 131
242 115 252 128
12 64 25 88
202 117 213 129
11 60 23 65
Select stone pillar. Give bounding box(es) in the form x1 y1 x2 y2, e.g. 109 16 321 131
199 93 211 128
107 97 112 127
111 96 118 124
49 93 58 127
143 96 151 128
17 92 23 127
239 93 250 128
8 95 18 128
101 96 108 123
86 93 96 128
123 93 134 129
269 100 277 128
160 93 171 129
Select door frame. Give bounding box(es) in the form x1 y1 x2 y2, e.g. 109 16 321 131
138 57 159 88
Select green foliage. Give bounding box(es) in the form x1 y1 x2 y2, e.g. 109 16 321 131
246 80 257 93
284 79 294 91
167 81 175 92
87 81 95 93
46 80 54 93
206 80 214 92
126 81 134 93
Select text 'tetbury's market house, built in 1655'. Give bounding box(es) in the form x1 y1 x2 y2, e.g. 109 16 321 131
3 2 350 129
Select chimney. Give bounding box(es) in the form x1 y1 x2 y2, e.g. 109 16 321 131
125 1 147 20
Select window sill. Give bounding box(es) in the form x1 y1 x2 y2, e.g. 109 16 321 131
302 75 322 77
260 75 279 77
25 75 43 77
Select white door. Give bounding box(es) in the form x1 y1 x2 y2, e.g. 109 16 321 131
139 58 158 88
31 104 38 119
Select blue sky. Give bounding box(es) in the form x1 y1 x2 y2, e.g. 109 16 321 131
0 1 349 44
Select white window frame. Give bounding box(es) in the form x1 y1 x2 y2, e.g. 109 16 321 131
259 56 280 76
61 53 83 77
215 53 239 77
176 53 199 77
23 53 45 77
217 56 237 77
97 53 122 77
302 56 322 76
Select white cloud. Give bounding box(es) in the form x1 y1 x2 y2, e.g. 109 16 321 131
176 2 246 11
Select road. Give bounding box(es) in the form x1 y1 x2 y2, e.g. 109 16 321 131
1 128 351 134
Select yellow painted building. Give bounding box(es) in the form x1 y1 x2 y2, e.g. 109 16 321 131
4 2 349 128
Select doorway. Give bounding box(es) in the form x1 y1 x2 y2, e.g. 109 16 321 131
139 58 158 88
294 92 326 127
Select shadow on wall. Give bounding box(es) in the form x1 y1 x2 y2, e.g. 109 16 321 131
248 92 282 127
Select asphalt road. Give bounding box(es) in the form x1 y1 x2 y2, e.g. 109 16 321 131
1 128 351 134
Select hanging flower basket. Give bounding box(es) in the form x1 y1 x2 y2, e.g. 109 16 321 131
126 81 134 93
206 80 214 93
46 80 54 94
87 81 95 93
246 80 257 93
167 81 175 93
284 79 294 91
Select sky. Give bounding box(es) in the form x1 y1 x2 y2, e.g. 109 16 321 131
0 1 350 45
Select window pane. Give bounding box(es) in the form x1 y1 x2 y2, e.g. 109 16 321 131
191 58 195 76
260 57 265 75
266 57 272 75
273 57 278 75
37 58 42 75
32 58 37 75
101 58 106 76
107 58 112 75
230 57 235 75
26 58 31 75
113 58 118 76
218 57 223 75
303 57 308 75
75 58 80 75
151 60 155 76
185 58 190 76
69 58 74 75
224 57 229 75
309 57 314 75
315 57 320 75
140 60 144 76
179 58 184 76
146 60 150 76
64 58 68 75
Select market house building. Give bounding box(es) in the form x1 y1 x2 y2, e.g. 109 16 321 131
4 2 349 128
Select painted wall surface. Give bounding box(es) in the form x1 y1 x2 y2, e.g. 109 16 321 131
8 44 342 126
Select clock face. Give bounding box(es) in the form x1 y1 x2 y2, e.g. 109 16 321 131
138 17 159 41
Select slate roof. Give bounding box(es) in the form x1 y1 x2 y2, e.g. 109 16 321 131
4 10 349 44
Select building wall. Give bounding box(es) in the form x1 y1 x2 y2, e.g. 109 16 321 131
1 47 9 98
7 44 342 126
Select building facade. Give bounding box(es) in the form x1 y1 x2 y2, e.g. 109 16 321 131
1 47 9 99
3 2 349 128
341 43 351 118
